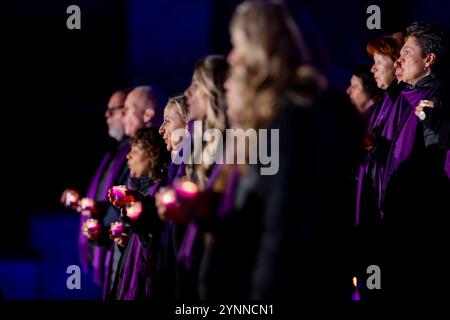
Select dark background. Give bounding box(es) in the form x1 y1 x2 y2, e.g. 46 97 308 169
1 0 449 299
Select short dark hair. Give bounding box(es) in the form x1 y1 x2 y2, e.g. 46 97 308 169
406 22 450 70
352 64 381 99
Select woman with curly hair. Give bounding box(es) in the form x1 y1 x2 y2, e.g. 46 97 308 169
106 127 170 300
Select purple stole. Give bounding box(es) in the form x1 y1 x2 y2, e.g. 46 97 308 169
116 181 161 300
78 143 130 286
355 90 407 225
177 165 240 270
93 144 130 287
79 153 110 274
380 86 438 211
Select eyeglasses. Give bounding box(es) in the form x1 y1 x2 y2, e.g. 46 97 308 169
106 105 124 116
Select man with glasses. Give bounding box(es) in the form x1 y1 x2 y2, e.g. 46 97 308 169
62 89 131 298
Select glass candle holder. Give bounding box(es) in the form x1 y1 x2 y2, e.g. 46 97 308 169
161 189 177 207
65 190 80 208
110 185 135 207
110 221 124 238
80 197 95 217
174 180 199 202
84 218 101 240
126 201 143 220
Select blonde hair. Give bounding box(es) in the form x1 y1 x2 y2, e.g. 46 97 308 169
167 94 189 124
186 55 229 189
229 0 323 129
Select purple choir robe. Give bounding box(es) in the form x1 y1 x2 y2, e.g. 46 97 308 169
112 155 187 300
79 140 130 287
355 83 407 225
381 85 438 207
115 180 165 299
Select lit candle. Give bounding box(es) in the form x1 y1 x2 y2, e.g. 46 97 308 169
65 190 80 207
110 185 134 207
80 197 94 210
161 189 176 207
110 221 124 238
80 197 95 216
174 180 199 201
84 218 101 240
126 201 143 220
87 218 100 232
352 276 361 301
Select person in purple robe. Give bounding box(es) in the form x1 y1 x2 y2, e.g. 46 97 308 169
106 127 170 300
381 22 450 301
354 33 405 226
61 89 130 291
155 95 190 300
346 64 381 122
100 85 166 299
350 34 404 301
155 56 229 301
190 1 364 304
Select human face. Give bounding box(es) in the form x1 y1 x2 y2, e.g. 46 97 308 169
122 89 155 137
225 65 247 128
371 53 395 89
228 28 249 65
394 59 403 82
126 143 151 178
396 36 430 85
159 103 187 151
184 74 208 120
346 75 372 113
105 92 126 141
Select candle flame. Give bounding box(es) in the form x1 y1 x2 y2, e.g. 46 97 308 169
80 197 94 210
162 192 176 205
126 201 143 220
181 181 198 194
352 276 357 287
87 219 99 230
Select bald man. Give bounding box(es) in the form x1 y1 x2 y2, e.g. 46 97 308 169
122 85 164 137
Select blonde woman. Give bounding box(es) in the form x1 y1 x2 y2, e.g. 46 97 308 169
155 55 229 300
183 55 228 189
159 95 190 152
213 0 364 302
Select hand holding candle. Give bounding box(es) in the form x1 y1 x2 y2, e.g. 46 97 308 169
125 201 143 220
108 185 136 207
61 188 80 209
173 178 211 219
155 188 187 222
110 221 125 238
174 179 199 203
82 218 101 240
79 197 98 217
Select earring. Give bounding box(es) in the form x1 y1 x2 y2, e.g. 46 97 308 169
424 64 429 71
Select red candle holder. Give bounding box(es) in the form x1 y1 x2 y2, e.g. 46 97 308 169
84 218 101 240
110 221 124 238
174 180 199 202
161 189 177 207
126 201 143 220
80 197 96 217
65 190 80 208
110 185 135 207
